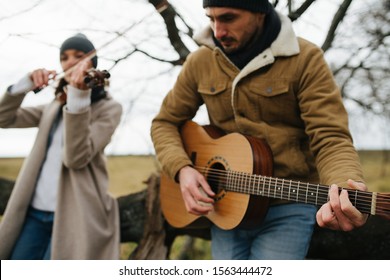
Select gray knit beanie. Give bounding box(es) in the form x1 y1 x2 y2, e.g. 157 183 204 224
60 33 98 68
203 0 271 13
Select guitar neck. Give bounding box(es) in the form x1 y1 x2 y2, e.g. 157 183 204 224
225 170 376 215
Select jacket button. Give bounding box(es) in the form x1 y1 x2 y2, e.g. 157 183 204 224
210 87 215 93
266 87 272 93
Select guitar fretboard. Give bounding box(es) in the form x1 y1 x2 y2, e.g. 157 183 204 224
221 170 375 215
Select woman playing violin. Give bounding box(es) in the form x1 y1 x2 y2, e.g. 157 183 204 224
0 33 122 259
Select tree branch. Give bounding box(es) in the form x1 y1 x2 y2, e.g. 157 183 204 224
322 0 353 52
148 0 191 64
288 0 317 21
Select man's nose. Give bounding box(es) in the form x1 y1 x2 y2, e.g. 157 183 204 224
213 21 227 39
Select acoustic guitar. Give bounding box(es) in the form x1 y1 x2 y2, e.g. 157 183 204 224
160 121 390 230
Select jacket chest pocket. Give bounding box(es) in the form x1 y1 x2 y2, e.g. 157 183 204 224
198 82 234 122
247 79 299 122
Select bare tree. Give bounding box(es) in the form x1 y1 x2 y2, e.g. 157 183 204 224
330 0 390 123
1 0 371 110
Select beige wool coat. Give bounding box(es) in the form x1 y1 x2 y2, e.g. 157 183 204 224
0 91 122 259
151 12 364 189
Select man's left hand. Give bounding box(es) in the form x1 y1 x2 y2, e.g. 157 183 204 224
316 179 369 231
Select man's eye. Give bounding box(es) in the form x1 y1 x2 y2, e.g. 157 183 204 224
221 16 234 22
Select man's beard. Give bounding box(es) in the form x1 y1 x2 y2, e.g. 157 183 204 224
218 37 238 54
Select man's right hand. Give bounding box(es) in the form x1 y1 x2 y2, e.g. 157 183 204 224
178 165 215 216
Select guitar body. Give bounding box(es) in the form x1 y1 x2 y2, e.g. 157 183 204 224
160 121 273 230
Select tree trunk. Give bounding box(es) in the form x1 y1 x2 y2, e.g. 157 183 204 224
0 177 13 214
128 173 168 259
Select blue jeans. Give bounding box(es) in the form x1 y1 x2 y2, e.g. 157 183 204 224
211 203 317 259
10 207 54 260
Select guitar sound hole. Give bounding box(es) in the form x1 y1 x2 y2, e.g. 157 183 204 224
206 162 227 199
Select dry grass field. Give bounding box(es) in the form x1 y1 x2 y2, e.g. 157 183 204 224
0 155 160 197
0 150 389 259
356 150 390 192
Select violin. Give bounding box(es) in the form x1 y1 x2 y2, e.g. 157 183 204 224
83 69 110 88
33 69 110 93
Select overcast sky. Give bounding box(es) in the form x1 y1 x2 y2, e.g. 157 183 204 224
0 0 388 157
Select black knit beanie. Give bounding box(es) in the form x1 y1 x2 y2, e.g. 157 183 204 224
60 33 98 68
203 0 271 13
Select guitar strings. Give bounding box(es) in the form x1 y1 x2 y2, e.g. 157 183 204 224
199 166 390 216
194 166 390 216
203 167 390 216
196 165 366 199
